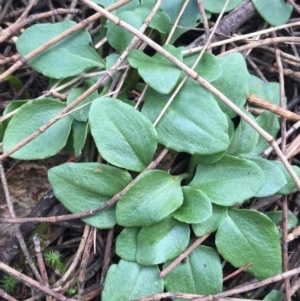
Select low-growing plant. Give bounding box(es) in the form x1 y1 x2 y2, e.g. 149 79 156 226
1 0 299 300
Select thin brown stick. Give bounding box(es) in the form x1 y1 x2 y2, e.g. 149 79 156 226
0 8 80 43
15 0 38 23
0 261 76 301
33 233 52 301
0 288 18 301
247 94 300 121
0 163 42 283
100 228 114 290
54 224 91 289
159 234 209 278
78 227 94 299
80 0 300 191
0 147 169 225
273 30 291 301
222 263 252 282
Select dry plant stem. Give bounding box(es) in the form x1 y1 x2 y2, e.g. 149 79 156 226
78 227 94 299
287 0 300 14
273 31 290 301
134 267 300 301
0 162 42 283
33 233 52 301
100 228 114 290
16 0 38 23
159 234 210 278
197 0 211 50
184 21 300 55
188 0 256 49
0 262 77 301
263 120 300 158
0 0 162 161
154 0 229 126
0 0 132 82
0 288 18 301
165 0 189 44
247 94 300 121
54 224 91 289
0 9 80 43
222 263 252 282
80 0 300 190
66 0 79 20
223 36 300 55
0 147 170 225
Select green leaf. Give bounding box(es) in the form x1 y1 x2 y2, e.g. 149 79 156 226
16 21 104 79
164 245 222 295
272 161 300 195
116 170 183 227
72 121 88 157
172 187 212 224
3 99 72 159
157 0 207 44
216 208 282 279
241 155 287 197
89 97 158 172
183 52 222 83
102 260 163 301
252 0 292 26
0 100 28 142
67 80 98 122
116 227 139 262
128 45 182 94
91 0 140 13
142 79 230 155
48 163 132 228
227 110 259 155
265 211 298 233
202 0 243 13
212 53 249 118
251 111 280 155
136 216 190 265
134 3 171 34
249 75 280 106
189 155 265 206
192 204 227 237
263 290 285 301
106 11 143 53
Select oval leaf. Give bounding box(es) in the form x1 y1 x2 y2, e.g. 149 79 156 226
116 227 139 262
106 11 143 53
189 155 265 206
48 163 132 228
116 170 183 227
216 208 282 279
102 260 164 301
136 216 190 265
89 97 158 172
142 79 230 155
242 155 287 197
192 204 228 237
164 245 222 295
3 99 72 159
172 187 212 224
67 80 98 122
128 45 182 94
183 52 222 83
212 53 249 118
227 110 259 155
16 20 104 79
252 0 292 26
